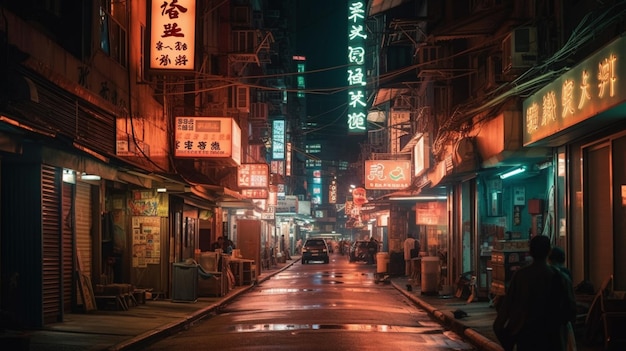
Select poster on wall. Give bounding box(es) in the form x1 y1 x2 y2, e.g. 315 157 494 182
132 216 161 267
129 190 159 216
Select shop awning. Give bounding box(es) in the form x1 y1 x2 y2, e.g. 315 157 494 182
372 88 408 107
167 164 254 208
368 0 413 16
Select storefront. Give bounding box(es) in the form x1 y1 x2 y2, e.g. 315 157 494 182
425 108 554 298
522 35 626 291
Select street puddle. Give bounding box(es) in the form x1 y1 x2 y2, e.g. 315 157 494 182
228 323 443 334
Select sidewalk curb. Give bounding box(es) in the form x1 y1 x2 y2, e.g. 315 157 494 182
390 281 504 351
109 260 298 351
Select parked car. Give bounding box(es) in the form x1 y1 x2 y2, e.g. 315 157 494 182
301 238 330 264
349 240 370 263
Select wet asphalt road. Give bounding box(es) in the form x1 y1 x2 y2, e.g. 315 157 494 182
143 253 475 351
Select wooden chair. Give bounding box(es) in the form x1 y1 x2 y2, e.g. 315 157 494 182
583 275 612 345
197 252 225 297
582 274 626 349
600 286 626 350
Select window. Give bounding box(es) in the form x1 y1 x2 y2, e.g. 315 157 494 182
233 30 256 53
100 0 127 67
233 6 250 25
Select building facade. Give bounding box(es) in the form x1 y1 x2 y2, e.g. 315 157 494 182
0 0 290 328
363 0 626 295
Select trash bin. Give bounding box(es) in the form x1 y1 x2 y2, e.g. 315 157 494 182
421 256 440 295
389 252 404 275
376 252 389 273
172 261 198 302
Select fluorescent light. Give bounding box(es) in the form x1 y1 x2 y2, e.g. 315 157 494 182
500 167 526 179
388 196 447 201
537 161 552 170
156 188 167 193
81 173 101 181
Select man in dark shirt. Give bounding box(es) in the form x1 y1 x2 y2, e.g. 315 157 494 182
493 235 577 351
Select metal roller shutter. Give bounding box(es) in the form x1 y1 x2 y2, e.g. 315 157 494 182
75 182 92 279
42 165 62 324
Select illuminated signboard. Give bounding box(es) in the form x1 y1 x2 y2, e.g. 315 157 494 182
174 117 241 165
309 168 323 204
414 134 430 176
523 35 626 145
276 196 298 213
149 0 196 71
416 201 447 226
364 160 411 190
286 142 292 176
328 179 337 204
241 189 269 199
346 0 367 134
238 164 269 188
270 160 285 176
272 120 285 159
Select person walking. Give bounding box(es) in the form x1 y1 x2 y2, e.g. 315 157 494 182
403 233 417 277
493 235 577 351
366 237 378 264
549 246 577 351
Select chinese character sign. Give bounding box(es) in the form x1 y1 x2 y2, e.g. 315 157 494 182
364 160 411 190
328 180 337 204
174 117 241 164
347 1 367 134
523 36 626 145
238 164 269 188
272 120 285 160
149 0 196 71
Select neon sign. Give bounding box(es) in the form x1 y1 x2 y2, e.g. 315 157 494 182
149 0 196 71
347 1 367 134
523 36 625 145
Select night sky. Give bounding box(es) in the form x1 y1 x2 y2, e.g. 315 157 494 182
295 1 366 162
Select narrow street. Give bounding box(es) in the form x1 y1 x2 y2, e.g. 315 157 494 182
143 253 476 351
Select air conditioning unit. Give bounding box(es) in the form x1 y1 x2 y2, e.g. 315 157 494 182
502 26 537 72
229 86 250 113
250 102 268 120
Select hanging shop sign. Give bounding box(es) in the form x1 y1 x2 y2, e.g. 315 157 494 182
415 201 446 226
276 195 298 213
271 160 285 175
329 180 338 204
241 189 269 199
148 0 196 72
414 134 430 176
238 163 269 188
272 120 285 160
523 35 626 145
364 160 411 190
286 142 292 176
174 117 241 165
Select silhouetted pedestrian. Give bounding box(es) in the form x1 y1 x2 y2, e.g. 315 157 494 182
493 235 577 351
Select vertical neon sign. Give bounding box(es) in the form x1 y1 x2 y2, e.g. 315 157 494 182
347 1 367 134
